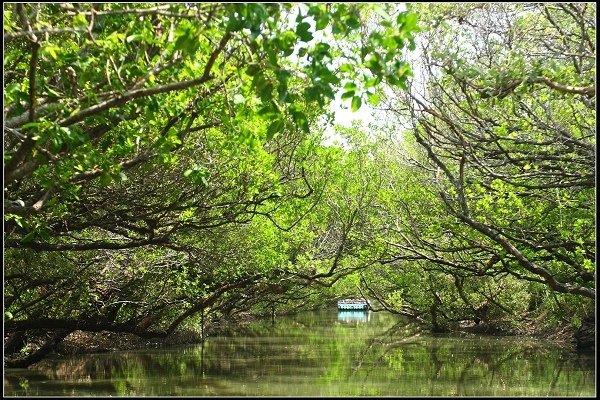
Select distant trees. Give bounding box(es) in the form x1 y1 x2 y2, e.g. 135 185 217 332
363 3 595 333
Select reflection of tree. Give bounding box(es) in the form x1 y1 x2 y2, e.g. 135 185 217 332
545 349 596 396
22 348 211 395
351 318 424 385
454 350 476 396
342 325 591 397
5 312 594 396
429 341 444 383
3 370 48 396
547 359 564 396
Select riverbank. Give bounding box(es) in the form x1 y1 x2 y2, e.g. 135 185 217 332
54 329 203 355
51 315 591 358
53 314 257 356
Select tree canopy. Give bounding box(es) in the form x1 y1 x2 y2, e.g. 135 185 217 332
3 2 595 368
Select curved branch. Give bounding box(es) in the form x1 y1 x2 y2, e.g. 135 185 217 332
165 275 260 335
536 76 596 97
59 32 232 127
457 213 595 299
4 236 169 251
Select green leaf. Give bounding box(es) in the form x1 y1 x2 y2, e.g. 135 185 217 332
50 136 63 153
276 30 297 55
341 90 355 100
404 13 418 31
297 47 308 57
174 28 198 54
292 111 309 132
365 54 381 72
316 15 329 31
344 82 358 91
365 76 381 88
304 86 320 102
373 4 391 20
351 95 362 112
4 82 20 97
126 34 144 43
45 86 62 98
296 22 313 42
252 71 268 91
21 122 40 130
258 82 273 101
346 17 360 30
267 119 284 140
38 228 50 241
246 64 261 76
314 42 331 55
21 231 36 243
99 172 112 187
72 13 88 28
43 45 60 60
226 14 244 31
339 63 353 73
258 103 276 116
367 92 380 106
15 216 24 228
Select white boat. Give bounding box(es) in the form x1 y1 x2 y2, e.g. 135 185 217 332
337 298 369 310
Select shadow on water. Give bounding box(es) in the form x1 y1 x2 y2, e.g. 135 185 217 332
4 309 596 396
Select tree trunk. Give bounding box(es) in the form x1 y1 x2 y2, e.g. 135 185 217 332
5 329 73 368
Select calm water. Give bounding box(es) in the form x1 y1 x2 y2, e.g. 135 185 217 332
4 310 596 396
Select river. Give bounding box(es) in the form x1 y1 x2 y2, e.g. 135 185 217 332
4 309 595 396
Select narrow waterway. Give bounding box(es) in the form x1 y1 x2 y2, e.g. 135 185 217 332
4 310 595 396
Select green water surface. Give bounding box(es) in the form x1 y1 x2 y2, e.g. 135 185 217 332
4 310 595 396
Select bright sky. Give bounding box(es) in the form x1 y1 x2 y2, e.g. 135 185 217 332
324 3 408 146
285 3 409 147
322 93 375 146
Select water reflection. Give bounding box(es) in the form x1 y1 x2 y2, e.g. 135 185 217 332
338 310 370 323
4 310 595 397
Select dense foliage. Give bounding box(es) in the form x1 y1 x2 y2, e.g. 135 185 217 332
3 3 595 368
363 2 595 334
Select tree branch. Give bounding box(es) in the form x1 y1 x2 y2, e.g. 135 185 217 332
59 32 232 127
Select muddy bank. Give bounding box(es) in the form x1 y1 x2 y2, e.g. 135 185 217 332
453 316 594 352
54 318 255 356
55 330 200 355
